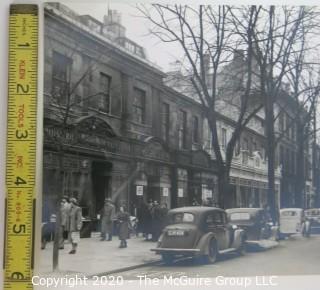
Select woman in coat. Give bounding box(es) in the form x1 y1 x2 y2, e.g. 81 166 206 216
117 206 130 248
67 198 82 254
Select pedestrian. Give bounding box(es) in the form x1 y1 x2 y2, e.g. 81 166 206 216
117 206 130 248
59 196 71 249
160 203 169 232
145 200 154 241
151 201 162 241
192 198 200 206
100 198 116 241
67 198 82 254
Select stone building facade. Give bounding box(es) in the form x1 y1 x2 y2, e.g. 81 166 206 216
43 3 218 218
43 3 317 220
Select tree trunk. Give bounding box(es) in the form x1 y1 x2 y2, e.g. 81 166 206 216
295 124 305 208
265 98 277 223
216 165 231 209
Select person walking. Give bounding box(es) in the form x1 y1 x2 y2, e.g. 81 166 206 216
151 201 162 241
160 203 169 233
67 198 82 254
137 201 149 237
145 200 154 241
100 198 116 241
59 196 71 249
117 206 130 248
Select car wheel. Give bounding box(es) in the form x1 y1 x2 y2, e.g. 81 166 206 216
274 230 280 241
206 238 218 264
161 254 174 265
260 227 267 239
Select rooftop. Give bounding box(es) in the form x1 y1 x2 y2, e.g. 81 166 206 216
45 2 163 73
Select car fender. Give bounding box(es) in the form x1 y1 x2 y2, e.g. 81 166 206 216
270 225 280 240
231 229 245 249
195 232 216 255
156 233 165 248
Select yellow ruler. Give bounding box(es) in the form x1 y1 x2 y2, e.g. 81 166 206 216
4 4 38 290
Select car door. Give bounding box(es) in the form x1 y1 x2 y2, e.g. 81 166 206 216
205 211 228 250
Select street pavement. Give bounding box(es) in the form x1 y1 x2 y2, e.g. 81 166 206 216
37 233 320 279
115 235 320 279
37 234 159 277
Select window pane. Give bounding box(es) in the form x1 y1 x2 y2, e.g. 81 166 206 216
99 73 111 113
193 116 199 143
178 110 187 149
161 103 170 142
133 87 146 124
52 52 71 104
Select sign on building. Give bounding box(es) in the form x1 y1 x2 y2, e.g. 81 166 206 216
136 185 143 196
163 187 169 197
178 188 184 197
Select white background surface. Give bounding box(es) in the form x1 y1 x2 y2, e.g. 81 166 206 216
1 0 320 289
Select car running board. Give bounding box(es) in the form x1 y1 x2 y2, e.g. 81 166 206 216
218 248 237 254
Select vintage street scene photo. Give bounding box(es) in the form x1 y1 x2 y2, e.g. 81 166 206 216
38 1 320 283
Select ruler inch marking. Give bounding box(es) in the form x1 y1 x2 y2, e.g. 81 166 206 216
5 4 38 290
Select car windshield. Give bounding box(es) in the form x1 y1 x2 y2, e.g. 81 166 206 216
172 213 194 223
281 211 298 216
229 212 250 221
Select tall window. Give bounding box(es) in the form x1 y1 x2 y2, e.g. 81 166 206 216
161 103 170 142
234 140 240 156
178 110 187 149
221 128 227 148
192 116 199 143
285 113 290 137
280 146 284 168
99 73 111 113
243 138 249 151
133 87 146 124
279 113 284 132
52 52 72 104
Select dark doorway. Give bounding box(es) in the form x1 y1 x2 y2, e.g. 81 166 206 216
92 161 112 214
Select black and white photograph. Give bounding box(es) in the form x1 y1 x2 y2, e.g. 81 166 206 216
36 0 320 287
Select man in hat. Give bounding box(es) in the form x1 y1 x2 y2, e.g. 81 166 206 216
100 198 115 241
67 197 82 254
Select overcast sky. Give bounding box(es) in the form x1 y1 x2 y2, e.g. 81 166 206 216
67 2 180 71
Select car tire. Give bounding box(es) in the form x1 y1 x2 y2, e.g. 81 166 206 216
274 230 280 241
161 254 174 265
206 238 218 264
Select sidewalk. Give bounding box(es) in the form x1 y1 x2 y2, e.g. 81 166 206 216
37 234 160 277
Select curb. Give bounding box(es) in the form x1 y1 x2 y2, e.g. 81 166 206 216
87 259 163 278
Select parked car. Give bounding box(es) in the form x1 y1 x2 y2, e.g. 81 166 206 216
279 208 310 238
304 208 320 234
226 208 279 245
151 206 246 264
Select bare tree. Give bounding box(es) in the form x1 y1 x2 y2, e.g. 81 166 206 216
232 6 318 221
282 17 320 207
138 4 262 208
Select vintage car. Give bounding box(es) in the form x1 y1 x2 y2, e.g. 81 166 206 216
304 208 320 234
279 208 311 238
151 207 246 264
226 208 279 245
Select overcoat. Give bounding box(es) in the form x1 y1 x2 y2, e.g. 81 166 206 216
100 203 116 233
117 211 129 240
60 202 71 227
68 204 82 232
